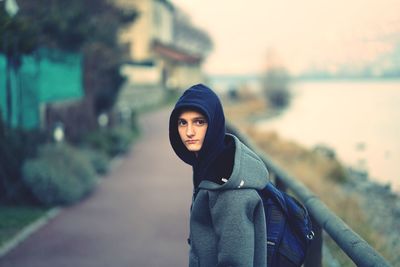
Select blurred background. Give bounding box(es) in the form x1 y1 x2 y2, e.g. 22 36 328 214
0 0 399 266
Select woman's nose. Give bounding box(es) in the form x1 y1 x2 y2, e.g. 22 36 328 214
186 124 195 136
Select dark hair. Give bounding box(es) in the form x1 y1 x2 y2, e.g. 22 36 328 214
177 107 208 121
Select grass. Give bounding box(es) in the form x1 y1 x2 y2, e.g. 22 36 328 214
0 205 48 247
224 95 395 266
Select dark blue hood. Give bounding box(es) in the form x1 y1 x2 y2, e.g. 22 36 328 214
169 84 227 187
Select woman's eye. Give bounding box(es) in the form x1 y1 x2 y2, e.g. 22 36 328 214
195 119 207 125
178 120 187 126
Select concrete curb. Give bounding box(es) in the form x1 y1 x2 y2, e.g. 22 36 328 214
0 207 61 258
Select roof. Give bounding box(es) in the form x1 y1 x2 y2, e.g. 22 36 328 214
152 41 202 64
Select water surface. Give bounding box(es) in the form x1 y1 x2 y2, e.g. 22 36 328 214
256 80 400 192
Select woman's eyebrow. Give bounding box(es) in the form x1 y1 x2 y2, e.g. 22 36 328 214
190 116 207 122
178 116 206 120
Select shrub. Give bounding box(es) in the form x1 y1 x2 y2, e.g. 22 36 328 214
326 160 348 184
81 130 113 156
81 126 137 157
22 143 97 206
107 126 136 156
0 128 47 204
80 148 109 175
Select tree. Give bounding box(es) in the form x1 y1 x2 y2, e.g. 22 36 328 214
12 0 137 136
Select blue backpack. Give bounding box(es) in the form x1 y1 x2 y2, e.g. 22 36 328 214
258 182 314 267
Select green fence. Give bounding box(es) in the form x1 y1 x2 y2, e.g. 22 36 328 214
0 49 83 129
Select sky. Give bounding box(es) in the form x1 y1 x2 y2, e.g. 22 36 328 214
171 0 400 76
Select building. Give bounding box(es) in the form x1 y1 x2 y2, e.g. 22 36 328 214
113 0 212 110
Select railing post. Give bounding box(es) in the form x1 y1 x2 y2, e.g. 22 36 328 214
304 215 323 267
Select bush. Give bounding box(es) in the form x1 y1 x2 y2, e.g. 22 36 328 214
81 126 138 157
326 161 348 184
22 143 97 206
81 130 113 156
107 126 136 155
0 128 47 204
80 148 109 175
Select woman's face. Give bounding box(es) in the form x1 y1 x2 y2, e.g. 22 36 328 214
178 110 208 154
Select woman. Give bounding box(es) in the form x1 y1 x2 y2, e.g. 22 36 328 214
169 84 269 267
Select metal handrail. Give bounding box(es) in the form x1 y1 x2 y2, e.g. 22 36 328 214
227 123 391 267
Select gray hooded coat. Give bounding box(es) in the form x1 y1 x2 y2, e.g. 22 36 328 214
169 84 269 267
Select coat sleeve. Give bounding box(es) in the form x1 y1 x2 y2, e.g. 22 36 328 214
209 189 266 267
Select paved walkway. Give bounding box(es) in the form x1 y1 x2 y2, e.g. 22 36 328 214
0 107 193 267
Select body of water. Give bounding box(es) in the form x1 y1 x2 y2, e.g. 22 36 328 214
256 80 400 192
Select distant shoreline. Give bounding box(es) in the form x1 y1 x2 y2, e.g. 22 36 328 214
209 73 400 82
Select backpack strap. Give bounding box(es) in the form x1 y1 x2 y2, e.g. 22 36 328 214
262 196 287 266
263 183 314 243
263 182 288 213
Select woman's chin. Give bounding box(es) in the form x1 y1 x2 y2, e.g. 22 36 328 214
186 145 201 152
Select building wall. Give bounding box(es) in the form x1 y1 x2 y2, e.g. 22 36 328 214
173 10 212 57
114 0 174 62
152 0 174 46
173 64 205 89
115 0 153 61
120 63 161 85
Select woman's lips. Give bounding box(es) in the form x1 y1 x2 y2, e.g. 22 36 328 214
186 140 198 144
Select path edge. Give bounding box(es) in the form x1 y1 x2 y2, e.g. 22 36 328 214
0 155 126 259
0 207 61 258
